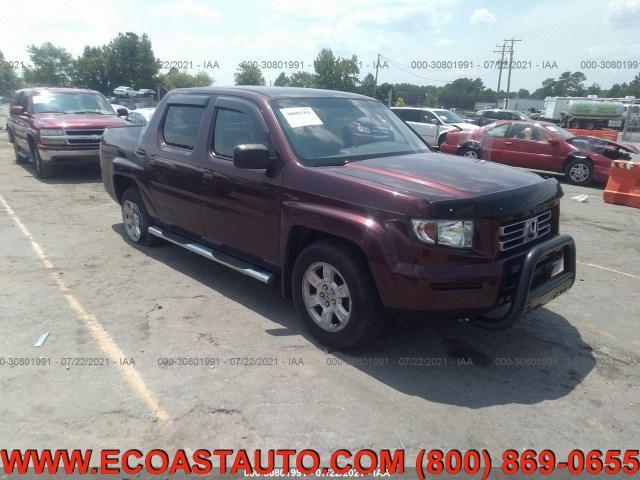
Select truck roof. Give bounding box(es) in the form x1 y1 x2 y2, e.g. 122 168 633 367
170 86 374 101
18 87 101 94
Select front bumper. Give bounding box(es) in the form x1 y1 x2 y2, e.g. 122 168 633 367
378 234 576 325
475 234 575 328
39 147 100 164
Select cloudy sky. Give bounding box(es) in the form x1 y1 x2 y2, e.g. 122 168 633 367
1 0 639 91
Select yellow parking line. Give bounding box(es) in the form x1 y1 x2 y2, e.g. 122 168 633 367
578 261 639 280
0 193 169 423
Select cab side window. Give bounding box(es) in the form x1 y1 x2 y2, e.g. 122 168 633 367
213 108 262 159
162 105 205 150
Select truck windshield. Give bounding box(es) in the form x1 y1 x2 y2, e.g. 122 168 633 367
32 92 115 115
271 98 429 166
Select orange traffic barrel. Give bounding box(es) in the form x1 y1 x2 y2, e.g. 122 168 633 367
603 160 640 208
566 129 619 142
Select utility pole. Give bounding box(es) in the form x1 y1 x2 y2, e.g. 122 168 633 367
373 53 381 98
494 43 507 106
504 37 522 109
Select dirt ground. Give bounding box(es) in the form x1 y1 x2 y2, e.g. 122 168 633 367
0 133 639 465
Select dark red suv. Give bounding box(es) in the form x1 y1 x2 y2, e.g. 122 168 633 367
6 87 128 178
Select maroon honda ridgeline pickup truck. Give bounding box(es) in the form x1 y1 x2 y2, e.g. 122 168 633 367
7 87 128 178
100 87 576 348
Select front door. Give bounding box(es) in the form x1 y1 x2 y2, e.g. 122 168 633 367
200 97 281 266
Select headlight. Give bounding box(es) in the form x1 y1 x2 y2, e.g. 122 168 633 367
411 219 474 248
39 129 65 136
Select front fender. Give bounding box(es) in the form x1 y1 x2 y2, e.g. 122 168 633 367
281 201 402 301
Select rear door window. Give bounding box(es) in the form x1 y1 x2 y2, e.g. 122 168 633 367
162 105 205 150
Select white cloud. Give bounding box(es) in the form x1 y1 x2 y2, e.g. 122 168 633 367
605 0 640 27
469 8 496 25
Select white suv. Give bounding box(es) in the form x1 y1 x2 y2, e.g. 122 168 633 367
392 107 478 147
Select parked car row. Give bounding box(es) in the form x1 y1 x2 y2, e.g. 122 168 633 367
113 86 156 98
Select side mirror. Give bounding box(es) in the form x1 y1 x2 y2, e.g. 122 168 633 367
548 138 559 145
430 119 440 125
10 105 25 115
233 144 273 170
116 108 128 117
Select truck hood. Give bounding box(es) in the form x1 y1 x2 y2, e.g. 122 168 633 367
326 152 562 218
33 113 128 129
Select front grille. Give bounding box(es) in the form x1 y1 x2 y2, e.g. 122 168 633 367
64 129 104 147
499 210 552 252
67 138 100 145
65 129 104 136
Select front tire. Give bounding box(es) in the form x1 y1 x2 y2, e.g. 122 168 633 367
30 141 53 178
565 157 593 186
292 240 385 349
460 146 480 159
121 188 159 246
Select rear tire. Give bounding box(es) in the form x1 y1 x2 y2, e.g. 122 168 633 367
30 141 53 178
292 240 385 349
121 188 160 246
565 157 593 186
9 131 25 164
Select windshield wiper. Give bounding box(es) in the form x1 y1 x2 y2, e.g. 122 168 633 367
36 111 70 114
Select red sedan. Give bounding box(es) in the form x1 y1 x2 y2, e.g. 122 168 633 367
439 120 639 186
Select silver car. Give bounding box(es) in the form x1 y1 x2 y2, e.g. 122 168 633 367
391 107 478 147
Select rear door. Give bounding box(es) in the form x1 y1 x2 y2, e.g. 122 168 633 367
397 109 437 145
200 96 282 266
145 94 209 236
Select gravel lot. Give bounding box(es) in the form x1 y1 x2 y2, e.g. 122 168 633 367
0 134 639 460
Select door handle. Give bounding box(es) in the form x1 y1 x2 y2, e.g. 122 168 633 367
135 148 146 156
504 141 513 145
203 172 215 185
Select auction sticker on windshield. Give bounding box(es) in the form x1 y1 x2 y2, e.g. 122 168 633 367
280 107 323 128
32 95 51 104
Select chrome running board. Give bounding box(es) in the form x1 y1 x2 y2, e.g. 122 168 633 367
147 226 274 285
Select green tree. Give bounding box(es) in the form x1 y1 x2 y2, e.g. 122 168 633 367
313 49 360 92
274 72 289 86
517 88 530 98
0 50 23 94
360 73 376 97
75 46 109 92
104 33 159 91
531 71 587 98
23 42 74 86
288 71 316 88
234 64 265 85
159 68 213 90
